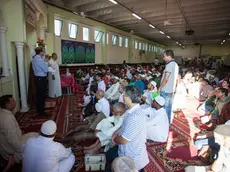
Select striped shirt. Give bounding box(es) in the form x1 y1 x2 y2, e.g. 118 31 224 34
118 104 149 170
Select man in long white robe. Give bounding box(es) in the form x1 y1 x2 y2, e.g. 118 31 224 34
48 53 62 98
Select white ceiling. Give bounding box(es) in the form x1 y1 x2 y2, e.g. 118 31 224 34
45 0 230 46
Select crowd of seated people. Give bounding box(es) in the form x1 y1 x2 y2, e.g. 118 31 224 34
1 53 230 172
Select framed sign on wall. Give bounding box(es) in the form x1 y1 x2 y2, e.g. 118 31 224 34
61 40 95 64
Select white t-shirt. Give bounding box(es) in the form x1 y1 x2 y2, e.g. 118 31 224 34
146 107 169 142
161 61 179 93
95 97 110 118
98 80 106 92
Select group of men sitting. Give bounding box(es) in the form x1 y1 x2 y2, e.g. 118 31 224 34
178 67 230 171
1 49 230 172
0 61 172 172
67 64 171 171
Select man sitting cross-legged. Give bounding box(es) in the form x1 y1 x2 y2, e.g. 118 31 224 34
84 102 126 154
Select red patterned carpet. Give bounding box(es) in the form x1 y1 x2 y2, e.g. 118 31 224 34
145 111 204 172
65 93 205 172
16 96 68 135
9 89 204 172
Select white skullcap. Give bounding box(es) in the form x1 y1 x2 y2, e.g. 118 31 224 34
95 103 103 113
154 96 165 106
113 76 119 80
140 74 146 78
112 156 137 172
214 124 230 138
225 120 230 125
41 120 57 135
150 81 157 87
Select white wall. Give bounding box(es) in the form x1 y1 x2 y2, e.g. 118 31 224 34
106 32 129 64
51 12 162 65
167 44 230 58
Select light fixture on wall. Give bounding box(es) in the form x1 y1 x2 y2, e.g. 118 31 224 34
179 44 182 46
149 24 155 28
159 31 164 34
229 33 230 35
221 42 223 45
176 42 179 44
109 0 118 4
132 13 142 20
167 35 170 39
223 40 226 42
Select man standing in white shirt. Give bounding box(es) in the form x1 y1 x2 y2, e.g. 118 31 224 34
95 90 110 118
146 95 169 142
95 73 106 92
158 50 179 123
105 76 121 103
22 120 75 172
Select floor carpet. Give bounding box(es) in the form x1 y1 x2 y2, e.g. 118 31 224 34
65 92 205 172
7 89 205 172
15 96 68 135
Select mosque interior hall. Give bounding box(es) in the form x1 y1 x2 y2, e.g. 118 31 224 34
0 0 230 171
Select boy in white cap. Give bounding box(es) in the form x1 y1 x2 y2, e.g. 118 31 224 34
146 94 169 142
22 120 75 172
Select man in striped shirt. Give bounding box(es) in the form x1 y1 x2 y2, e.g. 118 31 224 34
108 86 149 172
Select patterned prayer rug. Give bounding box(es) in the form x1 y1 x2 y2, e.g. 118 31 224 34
16 96 67 134
145 110 204 172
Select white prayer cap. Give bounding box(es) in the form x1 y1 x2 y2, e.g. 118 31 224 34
140 74 146 78
41 120 57 135
214 124 230 138
154 96 165 106
225 120 230 125
95 103 103 113
113 76 119 80
150 81 157 87
112 156 137 172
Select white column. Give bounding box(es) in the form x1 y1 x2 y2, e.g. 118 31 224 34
0 26 10 76
28 45 35 61
15 42 29 112
37 27 46 40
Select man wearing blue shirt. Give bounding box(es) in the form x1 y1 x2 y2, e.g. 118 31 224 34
134 74 145 94
106 86 149 172
32 47 48 116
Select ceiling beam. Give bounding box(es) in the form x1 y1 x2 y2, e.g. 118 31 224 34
65 0 97 7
